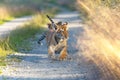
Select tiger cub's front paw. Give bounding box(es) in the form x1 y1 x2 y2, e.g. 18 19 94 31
59 54 67 61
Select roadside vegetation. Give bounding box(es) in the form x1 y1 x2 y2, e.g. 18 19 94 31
77 0 120 79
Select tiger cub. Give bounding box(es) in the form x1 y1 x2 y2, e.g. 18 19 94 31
38 22 69 60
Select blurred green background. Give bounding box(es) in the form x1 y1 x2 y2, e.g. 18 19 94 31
0 0 76 24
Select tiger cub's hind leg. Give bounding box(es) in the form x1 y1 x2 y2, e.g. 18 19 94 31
48 46 56 59
59 47 68 60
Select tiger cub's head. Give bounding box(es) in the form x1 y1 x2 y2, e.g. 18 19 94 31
47 21 68 31
56 22 68 31
56 22 68 39
47 21 69 39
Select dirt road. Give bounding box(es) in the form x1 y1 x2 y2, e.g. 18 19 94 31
0 11 91 80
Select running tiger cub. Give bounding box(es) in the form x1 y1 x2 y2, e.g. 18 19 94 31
38 22 69 60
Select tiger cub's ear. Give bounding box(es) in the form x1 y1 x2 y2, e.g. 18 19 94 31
62 22 68 30
63 22 68 26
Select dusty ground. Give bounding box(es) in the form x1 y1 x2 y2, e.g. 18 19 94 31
0 11 100 80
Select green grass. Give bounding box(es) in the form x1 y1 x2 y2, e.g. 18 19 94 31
8 13 48 51
0 21 4 25
9 23 44 51
0 17 14 25
0 57 6 66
